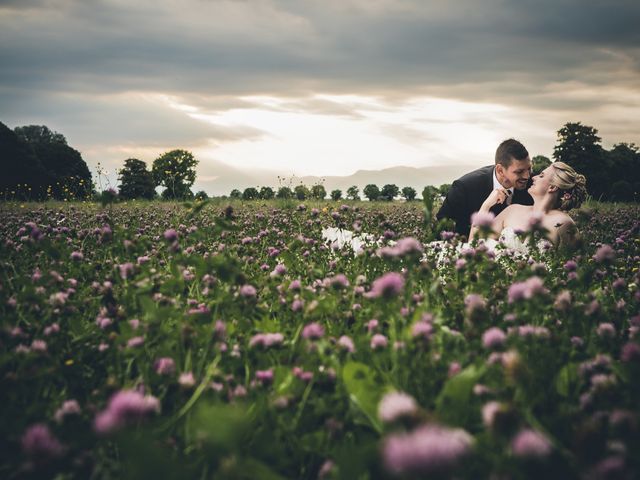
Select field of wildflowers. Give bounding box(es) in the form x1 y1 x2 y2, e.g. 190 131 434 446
1 199 638 479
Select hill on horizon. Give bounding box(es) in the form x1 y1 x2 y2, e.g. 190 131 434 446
191 163 478 198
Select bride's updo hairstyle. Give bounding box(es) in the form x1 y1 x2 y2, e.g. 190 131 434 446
550 162 587 211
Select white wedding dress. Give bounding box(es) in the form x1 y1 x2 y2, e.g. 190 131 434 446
321 226 552 261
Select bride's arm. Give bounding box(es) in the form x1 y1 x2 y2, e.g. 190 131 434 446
468 189 507 242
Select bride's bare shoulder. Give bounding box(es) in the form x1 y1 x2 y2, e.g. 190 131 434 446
551 211 575 228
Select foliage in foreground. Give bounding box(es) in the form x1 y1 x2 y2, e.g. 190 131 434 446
0 200 639 479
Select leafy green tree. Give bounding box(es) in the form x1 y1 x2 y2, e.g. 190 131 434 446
294 185 310 200
276 186 293 199
14 124 92 199
553 122 609 199
311 184 326 200
330 189 342 200
230 189 242 199
532 155 552 175
242 187 258 200
438 184 451 196
259 186 275 200
195 191 208 201
118 158 155 200
152 149 198 199
380 184 399 201
161 183 193 200
346 185 360 201
363 184 380 202
401 186 417 201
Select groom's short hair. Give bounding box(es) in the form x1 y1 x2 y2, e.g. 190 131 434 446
495 139 529 167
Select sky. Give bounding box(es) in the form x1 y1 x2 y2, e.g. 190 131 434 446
1 0 639 194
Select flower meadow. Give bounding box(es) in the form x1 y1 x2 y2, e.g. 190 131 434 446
1 199 639 479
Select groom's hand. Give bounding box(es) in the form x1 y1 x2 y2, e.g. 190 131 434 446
481 188 508 211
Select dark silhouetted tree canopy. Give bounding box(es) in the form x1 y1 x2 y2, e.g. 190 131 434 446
607 143 640 200
118 158 156 200
11 124 92 199
553 122 609 199
0 122 46 199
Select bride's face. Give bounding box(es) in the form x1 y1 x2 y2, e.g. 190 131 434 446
529 166 555 195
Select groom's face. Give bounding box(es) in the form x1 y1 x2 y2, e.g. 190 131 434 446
497 157 531 190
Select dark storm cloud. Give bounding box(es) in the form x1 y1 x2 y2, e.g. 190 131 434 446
2 0 638 101
1 0 639 157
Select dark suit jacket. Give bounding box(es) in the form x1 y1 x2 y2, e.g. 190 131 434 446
436 165 533 237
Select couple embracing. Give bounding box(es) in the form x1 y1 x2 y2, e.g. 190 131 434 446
437 139 587 249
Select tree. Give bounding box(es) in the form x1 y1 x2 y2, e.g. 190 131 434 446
380 184 399 201
610 180 634 202
14 125 92 199
363 184 380 202
346 185 360 201
259 186 275 200
14 125 66 145
276 186 293 199
195 191 208 201
607 143 640 198
438 184 451 197
330 189 342 200
0 122 46 199
401 186 417 201
294 185 310 200
553 122 609 199
230 189 242 199
118 158 155 200
311 184 327 200
242 187 258 200
532 155 552 175
152 149 198 199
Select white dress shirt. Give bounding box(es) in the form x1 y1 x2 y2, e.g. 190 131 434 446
493 167 514 205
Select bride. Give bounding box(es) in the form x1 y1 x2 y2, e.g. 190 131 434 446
468 161 587 250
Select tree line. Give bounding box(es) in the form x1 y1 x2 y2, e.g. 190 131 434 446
1 121 638 202
227 184 435 202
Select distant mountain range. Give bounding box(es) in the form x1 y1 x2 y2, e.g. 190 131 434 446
191 163 479 197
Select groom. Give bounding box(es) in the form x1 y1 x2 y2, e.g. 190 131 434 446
437 138 534 237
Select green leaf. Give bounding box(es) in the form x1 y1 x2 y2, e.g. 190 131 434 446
273 366 297 396
435 364 485 428
220 457 287 480
188 400 249 451
554 363 579 397
341 361 386 433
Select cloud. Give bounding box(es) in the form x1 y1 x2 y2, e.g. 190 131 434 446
1 0 638 186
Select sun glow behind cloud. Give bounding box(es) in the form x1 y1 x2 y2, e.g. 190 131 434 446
155 94 545 177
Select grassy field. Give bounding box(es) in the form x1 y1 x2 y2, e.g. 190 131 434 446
1 199 638 479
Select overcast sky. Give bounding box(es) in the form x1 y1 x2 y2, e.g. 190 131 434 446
1 0 639 192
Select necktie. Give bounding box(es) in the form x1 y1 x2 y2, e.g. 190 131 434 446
506 189 514 205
